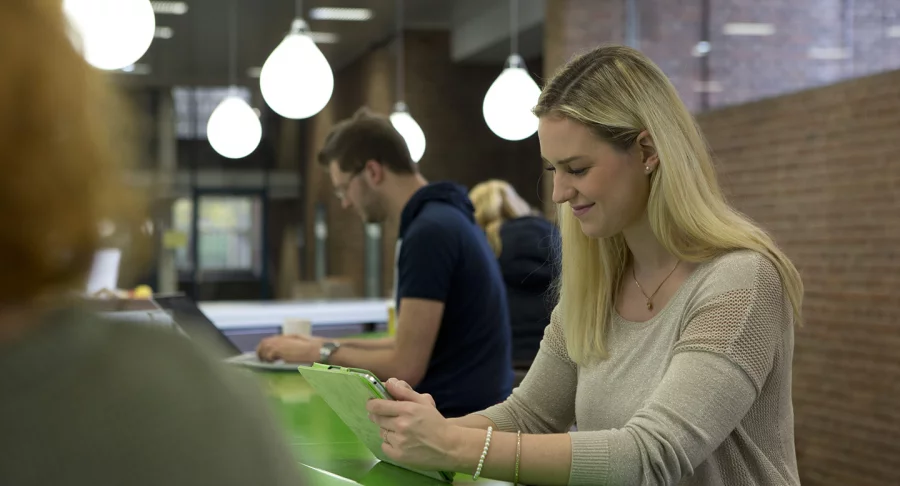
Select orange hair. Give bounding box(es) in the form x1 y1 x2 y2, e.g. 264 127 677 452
0 0 144 304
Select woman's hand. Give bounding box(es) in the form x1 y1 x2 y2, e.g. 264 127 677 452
256 335 324 363
366 378 465 472
384 378 436 407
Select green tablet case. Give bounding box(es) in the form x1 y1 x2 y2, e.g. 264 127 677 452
296 363 454 483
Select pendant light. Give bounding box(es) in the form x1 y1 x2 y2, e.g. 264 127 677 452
63 0 156 70
259 0 334 119
207 0 262 159
389 0 426 163
482 0 541 141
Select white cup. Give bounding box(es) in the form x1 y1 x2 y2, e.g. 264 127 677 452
283 318 312 336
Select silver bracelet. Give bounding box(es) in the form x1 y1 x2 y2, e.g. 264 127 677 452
472 426 493 480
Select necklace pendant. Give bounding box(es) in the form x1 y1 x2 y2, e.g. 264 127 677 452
646 300 653 311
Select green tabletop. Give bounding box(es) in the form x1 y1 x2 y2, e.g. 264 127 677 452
255 371 510 485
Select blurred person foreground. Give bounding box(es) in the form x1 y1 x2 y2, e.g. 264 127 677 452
0 2 307 485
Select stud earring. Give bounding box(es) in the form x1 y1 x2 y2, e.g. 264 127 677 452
645 166 651 172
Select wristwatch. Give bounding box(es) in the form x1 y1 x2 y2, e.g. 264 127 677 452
319 341 340 364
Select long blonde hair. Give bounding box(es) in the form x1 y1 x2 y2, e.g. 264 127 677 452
470 180 535 256
536 45 803 364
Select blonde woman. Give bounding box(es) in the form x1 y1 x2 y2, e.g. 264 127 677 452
470 180 556 369
366 45 802 485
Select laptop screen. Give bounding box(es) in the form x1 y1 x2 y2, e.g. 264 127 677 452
152 295 242 356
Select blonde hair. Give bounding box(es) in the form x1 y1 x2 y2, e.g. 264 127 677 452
470 180 535 256
0 0 143 304
537 45 803 364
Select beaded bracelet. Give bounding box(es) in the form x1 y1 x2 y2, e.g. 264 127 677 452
472 426 493 480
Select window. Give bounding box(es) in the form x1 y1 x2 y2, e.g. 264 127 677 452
172 86 253 140
173 196 263 274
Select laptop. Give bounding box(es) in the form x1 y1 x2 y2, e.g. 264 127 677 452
151 294 304 371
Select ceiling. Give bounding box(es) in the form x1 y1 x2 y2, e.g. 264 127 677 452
121 0 544 88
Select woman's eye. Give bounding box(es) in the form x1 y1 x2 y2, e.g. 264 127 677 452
568 168 587 176
543 166 556 172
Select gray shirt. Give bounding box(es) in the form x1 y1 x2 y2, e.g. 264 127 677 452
0 308 306 486
478 250 800 485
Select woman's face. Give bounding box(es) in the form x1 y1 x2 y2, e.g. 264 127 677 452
539 115 656 238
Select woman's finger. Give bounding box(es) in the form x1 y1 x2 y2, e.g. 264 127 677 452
366 398 405 416
381 439 401 461
386 379 429 404
387 377 413 390
381 428 403 449
368 413 400 431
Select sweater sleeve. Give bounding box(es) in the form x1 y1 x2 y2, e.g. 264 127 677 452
566 253 792 485
475 306 578 434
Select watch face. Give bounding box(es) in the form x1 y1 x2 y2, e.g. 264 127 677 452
320 342 338 363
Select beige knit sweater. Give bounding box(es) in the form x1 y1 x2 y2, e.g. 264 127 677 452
477 250 800 485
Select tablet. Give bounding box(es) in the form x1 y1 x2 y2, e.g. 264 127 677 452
296 364 454 483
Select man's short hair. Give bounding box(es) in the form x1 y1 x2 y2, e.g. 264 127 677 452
317 107 416 175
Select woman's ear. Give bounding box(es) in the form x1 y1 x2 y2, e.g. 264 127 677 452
636 131 659 173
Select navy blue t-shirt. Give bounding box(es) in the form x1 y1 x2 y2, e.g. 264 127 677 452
395 182 513 418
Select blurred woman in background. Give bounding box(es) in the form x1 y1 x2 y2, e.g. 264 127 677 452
0 2 304 484
470 180 555 374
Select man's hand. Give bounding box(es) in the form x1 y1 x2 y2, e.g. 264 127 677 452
256 335 325 363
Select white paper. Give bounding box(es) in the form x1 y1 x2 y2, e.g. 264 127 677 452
85 248 121 294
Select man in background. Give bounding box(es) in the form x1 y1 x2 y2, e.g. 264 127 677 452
258 108 513 417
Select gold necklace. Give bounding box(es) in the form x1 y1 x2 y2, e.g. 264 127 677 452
632 260 681 311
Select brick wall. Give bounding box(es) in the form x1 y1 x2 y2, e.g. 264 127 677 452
544 0 623 79
304 30 543 297
545 0 900 112
406 32 543 204
697 70 900 485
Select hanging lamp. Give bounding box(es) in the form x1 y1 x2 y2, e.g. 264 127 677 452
259 0 335 119
389 0 426 163
482 0 541 141
207 0 262 159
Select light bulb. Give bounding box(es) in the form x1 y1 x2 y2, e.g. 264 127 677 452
390 102 426 163
482 54 541 141
63 0 156 70
260 19 334 119
207 96 262 159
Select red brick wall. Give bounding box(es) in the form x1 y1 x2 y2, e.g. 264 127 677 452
545 0 900 112
305 30 543 297
544 0 624 78
405 32 543 204
697 69 900 486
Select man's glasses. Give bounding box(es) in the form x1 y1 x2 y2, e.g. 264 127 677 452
334 170 363 201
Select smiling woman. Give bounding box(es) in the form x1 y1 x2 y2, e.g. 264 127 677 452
365 45 804 486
